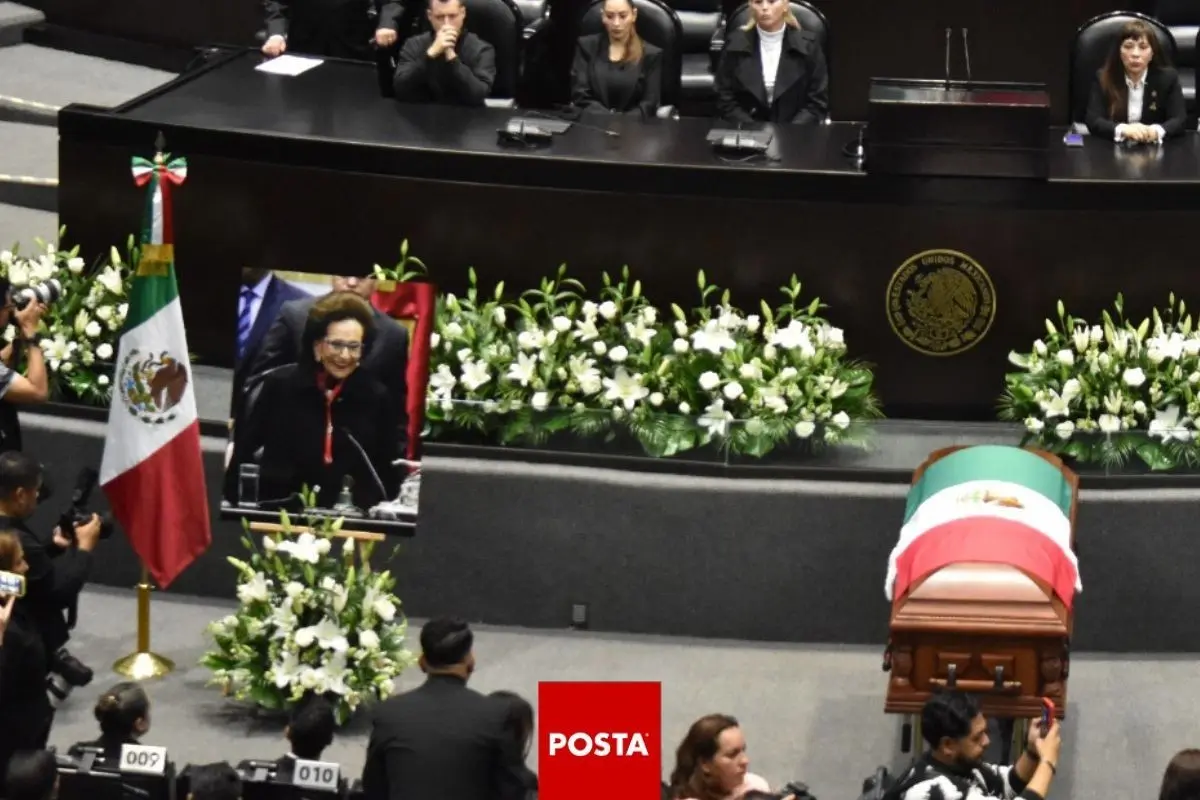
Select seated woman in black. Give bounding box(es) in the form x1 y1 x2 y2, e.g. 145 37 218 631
1085 19 1185 143
238 291 400 511
68 682 151 762
714 0 827 125
571 0 662 117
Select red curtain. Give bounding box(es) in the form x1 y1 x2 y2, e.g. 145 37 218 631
370 281 437 460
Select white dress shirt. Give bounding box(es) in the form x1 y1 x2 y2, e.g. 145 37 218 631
758 26 785 104
1114 72 1165 143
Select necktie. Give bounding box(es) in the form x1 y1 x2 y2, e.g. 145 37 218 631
236 287 256 361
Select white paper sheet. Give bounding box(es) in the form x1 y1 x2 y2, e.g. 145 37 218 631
255 55 324 77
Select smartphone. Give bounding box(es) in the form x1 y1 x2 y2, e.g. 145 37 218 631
0 571 25 598
1063 132 1084 147
1040 697 1056 735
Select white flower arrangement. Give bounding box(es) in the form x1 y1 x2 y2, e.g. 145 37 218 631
1001 293 1200 470
0 230 131 404
201 500 415 724
420 264 880 459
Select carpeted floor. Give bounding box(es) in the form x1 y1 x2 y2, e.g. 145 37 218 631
51 586 1200 799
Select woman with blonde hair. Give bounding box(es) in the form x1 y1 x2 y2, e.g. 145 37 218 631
1085 19 1184 143
714 0 826 124
668 714 795 800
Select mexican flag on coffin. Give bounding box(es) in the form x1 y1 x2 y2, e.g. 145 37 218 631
100 149 211 588
885 445 1080 608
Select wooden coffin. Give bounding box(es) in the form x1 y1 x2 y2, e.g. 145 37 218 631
883 446 1077 720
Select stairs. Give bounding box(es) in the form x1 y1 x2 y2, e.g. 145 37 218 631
0 2 176 246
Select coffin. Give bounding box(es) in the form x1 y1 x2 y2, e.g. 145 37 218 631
883 446 1078 719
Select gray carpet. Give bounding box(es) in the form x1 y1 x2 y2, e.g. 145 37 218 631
0 120 54 177
0 44 174 109
0 203 54 249
54 586 1199 799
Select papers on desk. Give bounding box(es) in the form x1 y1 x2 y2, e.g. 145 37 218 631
255 55 324 77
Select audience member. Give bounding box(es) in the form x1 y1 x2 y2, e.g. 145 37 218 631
0 531 53 795
887 691 1061 800
277 694 337 782
187 762 243 800
4 750 58 800
1159 749 1200 800
0 279 49 453
67 681 151 762
714 0 828 125
571 0 662 117
669 713 792 800
362 617 528 800
0 452 100 694
393 0 497 106
262 0 403 60
1085 19 1185 143
490 690 538 798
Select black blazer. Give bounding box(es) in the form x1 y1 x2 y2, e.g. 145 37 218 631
2 516 92 654
231 276 310 418
362 674 529 800
1085 66 1186 140
715 25 828 125
264 0 401 60
571 33 662 117
237 362 401 509
393 31 497 105
0 604 52 791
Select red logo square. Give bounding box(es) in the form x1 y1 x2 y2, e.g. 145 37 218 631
538 681 662 800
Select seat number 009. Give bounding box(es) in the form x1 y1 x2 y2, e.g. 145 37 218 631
293 759 340 792
119 744 168 775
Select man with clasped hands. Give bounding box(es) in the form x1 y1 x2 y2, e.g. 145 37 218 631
392 0 496 106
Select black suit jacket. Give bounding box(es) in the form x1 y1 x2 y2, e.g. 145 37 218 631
571 33 662 117
1085 66 1186 140
0 604 52 791
264 0 403 59
0 516 92 654
393 31 496 105
237 362 401 509
362 674 529 800
715 25 828 125
231 276 310 419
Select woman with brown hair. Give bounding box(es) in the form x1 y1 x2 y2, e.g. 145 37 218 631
668 714 795 800
571 0 663 117
237 291 401 511
1159 749 1200 800
1085 19 1185 143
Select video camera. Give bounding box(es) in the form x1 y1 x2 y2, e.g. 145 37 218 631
14 278 63 310
58 467 115 543
744 781 817 800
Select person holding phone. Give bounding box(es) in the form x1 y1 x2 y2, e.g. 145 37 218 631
1085 19 1185 144
392 0 496 105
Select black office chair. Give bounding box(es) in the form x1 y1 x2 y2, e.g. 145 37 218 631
668 0 724 109
1070 11 1177 129
1154 0 1198 118
712 0 828 119
577 0 684 111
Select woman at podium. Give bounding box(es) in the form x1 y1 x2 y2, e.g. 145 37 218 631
571 0 663 117
236 292 400 512
713 0 827 125
1085 19 1184 143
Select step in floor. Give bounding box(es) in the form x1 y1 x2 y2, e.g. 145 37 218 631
0 119 55 178
0 203 56 251
0 44 174 109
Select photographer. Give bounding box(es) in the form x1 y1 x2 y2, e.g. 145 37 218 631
0 452 100 697
0 279 50 452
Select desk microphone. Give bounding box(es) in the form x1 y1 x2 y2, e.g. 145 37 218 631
341 427 391 504
526 107 621 138
944 27 952 90
961 27 973 88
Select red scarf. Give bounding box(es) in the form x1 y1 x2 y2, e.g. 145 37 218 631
317 372 344 465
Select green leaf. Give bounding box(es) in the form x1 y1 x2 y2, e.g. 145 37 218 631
696 270 706 291
1137 441 1176 471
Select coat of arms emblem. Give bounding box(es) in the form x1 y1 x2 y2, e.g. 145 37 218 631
118 348 189 424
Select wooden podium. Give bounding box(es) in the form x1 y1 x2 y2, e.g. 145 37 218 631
883 446 1078 758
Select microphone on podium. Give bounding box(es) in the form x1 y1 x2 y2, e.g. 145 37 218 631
341 427 391 507
961 28 973 88
944 27 952 90
525 108 621 138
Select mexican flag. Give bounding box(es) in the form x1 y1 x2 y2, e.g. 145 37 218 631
885 445 1080 608
100 151 211 588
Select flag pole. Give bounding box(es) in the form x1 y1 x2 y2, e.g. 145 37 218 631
112 563 175 679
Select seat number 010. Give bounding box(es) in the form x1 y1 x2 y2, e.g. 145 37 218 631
293 759 340 792
119 744 168 775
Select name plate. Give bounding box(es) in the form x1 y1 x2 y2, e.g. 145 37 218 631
292 759 340 792
119 744 168 775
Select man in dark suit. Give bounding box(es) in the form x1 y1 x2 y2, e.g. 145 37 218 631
262 0 405 61
232 269 310 417
246 275 409 454
392 0 496 105
362 618 529 800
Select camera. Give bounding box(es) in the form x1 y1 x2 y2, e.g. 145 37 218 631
14 278 62 310
58 467 115 543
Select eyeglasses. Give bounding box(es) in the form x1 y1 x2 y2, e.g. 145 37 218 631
324 339 363 355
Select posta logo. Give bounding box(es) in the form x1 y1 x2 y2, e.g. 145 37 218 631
538 681 661 800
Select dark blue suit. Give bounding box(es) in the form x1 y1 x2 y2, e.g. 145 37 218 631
232 276 310 415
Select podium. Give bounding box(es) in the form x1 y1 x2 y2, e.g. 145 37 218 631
865 79 1051 179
